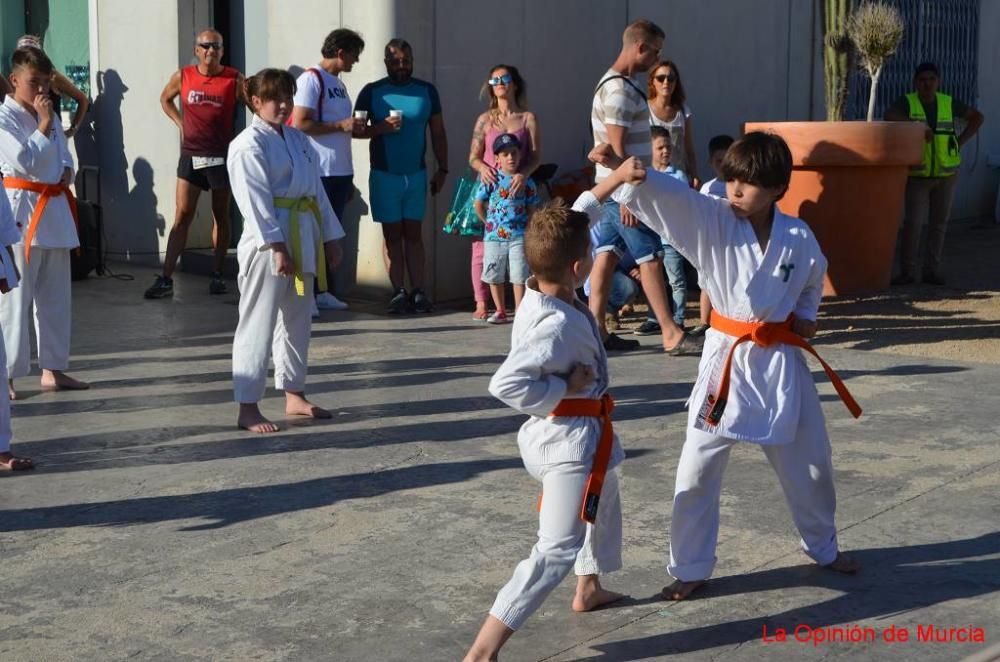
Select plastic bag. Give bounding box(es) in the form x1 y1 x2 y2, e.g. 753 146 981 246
443 169 485 237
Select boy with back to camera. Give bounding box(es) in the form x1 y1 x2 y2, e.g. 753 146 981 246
463 161 646 662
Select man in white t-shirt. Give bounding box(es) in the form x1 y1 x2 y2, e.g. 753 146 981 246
291 28 364 312
588 19 698 356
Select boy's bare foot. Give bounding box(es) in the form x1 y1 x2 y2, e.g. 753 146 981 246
463 615 513 662
8 379 15 401
0 452 34 471
661 579 706 601
572 575 626 612
824 552 861 574
238 403 280 433
285 391 332 419
473 302 488 321
40 370 89 392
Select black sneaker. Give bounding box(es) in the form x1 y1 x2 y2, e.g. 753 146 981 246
633 319 662 336
388 288 409 314
603 332 641 352
922 271 946 286
410 288 433 313
209 272 228 295
144 275 173 299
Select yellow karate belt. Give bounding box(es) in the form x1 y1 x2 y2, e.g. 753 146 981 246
272 196 327 296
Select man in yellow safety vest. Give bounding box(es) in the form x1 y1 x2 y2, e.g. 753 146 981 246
885 62 984 285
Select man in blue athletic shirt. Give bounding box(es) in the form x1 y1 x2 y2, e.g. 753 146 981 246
356 38 449 314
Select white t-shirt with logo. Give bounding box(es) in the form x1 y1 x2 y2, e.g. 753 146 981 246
293 66 354 176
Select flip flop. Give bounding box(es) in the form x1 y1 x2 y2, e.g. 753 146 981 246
664 332 702 356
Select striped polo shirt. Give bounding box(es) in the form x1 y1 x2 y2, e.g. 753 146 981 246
592 69 651 182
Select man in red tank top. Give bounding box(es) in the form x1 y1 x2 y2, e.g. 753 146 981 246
147 29 245 299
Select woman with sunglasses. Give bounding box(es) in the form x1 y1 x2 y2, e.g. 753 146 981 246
466 65 541 320
648 60 699 189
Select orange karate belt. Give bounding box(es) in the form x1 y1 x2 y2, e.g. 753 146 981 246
2 178 79 263
704 311 862 426
537 393 615 524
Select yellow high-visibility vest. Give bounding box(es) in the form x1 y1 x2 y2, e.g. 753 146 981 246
906 92 961 177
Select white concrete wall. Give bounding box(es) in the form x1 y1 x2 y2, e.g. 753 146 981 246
86 0 180 265
89 0 995 294
953 0 999 222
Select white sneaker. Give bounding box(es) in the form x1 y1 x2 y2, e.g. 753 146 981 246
310 298 320 319
316 292 349 310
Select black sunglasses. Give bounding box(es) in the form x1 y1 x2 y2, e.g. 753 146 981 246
198 42 223 51
654 74 677 83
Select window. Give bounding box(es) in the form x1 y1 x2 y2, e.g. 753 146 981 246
846 0 979 119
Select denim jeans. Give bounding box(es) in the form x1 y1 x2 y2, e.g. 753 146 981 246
646 242 687 326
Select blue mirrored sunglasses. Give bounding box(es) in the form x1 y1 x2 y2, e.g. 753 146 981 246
488 73 512 86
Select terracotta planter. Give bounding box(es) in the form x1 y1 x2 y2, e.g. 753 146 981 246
743 121 924 296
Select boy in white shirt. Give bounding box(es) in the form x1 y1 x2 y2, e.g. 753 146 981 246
0 46 88 400
463 163 645 662
692 134 735 335
698 134 734 199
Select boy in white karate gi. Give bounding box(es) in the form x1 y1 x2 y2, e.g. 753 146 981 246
0 188 30 470
590 133 861 602
227 69 344 433
0 46 88 400
464 164 646 661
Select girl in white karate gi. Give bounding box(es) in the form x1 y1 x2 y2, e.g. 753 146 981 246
591 133 861 602
464 166 646 662
227 69 344 433
0 187 30 470
0 46 88 400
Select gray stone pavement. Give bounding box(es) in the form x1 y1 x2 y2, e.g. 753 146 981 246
1 265 997 662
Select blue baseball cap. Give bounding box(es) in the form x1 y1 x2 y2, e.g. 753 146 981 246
492 132 521 154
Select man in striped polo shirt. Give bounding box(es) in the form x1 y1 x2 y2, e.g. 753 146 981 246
589 20 695 355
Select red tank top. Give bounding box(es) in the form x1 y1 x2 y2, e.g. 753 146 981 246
180 65 238 157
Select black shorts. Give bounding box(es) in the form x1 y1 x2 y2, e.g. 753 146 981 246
177 154 230 191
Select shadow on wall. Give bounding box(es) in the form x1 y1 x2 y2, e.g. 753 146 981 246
82 68 164 264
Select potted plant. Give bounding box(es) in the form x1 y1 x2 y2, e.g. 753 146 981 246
745 0 923 296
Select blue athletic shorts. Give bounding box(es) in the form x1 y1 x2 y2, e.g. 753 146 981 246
593 199 663 264
369 169 427 223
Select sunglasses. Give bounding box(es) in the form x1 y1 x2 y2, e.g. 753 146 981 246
386 57 412 66
654 74 677 84
488 74 512 86
198 42 223 51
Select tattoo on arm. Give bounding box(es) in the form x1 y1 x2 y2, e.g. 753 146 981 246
469 116 487 167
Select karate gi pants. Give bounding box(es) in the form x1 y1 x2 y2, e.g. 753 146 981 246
232 249 313 403
490 462 622 631
668 389 839 581
0 337 12 453
0 246 72 378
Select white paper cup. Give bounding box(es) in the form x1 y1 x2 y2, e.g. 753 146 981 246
389 109 403 119
354 110 368 121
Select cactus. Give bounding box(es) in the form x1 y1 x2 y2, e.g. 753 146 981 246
849 1 905 121
823 0 853 121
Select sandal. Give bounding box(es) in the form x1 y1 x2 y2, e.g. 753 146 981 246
689 323 710 337
664 332 702 356
473 310 489 321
